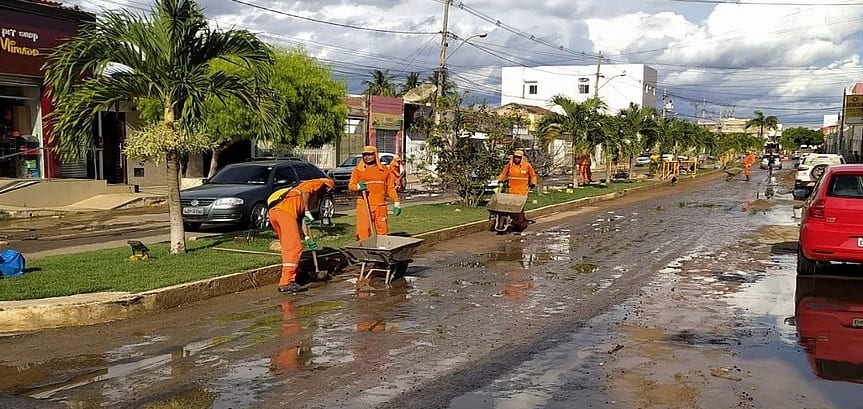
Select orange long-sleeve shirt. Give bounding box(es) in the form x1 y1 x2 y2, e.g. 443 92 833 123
348 150 399 206
267 178 334 216
498 160 538 196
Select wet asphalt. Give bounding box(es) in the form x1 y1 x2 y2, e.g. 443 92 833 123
1 167 862 408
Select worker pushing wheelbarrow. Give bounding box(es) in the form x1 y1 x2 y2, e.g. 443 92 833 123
489 149 538 233
342 146 423 286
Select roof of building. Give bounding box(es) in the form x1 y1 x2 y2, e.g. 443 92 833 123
5 0 94 19
494 102 554 116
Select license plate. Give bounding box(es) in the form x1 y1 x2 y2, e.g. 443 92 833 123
183 207 205 215
853 318 863 328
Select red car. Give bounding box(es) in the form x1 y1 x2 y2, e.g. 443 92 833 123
795 276 863 383
796 164 863 275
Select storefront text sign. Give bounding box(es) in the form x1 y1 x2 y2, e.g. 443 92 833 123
0 7 85 77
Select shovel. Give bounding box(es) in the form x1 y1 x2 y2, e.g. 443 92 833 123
305 224 326 280
362 189 376 239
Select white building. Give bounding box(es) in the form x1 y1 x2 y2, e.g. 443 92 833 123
500 64 658 114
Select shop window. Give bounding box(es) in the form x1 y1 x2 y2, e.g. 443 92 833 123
579 84 590 94
528 85 538 95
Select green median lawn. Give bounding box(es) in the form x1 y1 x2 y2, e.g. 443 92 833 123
0 181 652 301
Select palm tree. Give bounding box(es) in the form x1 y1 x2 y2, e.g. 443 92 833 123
362 70 397 96
427 69 459 99
399 72 421 96
44 0 274 254
616 103 658 174
745 110 779 142
539 95 606 186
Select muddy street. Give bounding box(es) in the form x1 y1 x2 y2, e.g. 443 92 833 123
1 169 861 409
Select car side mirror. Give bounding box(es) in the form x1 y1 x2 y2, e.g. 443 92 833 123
792 188 810 201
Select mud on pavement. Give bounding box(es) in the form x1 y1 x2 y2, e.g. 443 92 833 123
3 171 862 409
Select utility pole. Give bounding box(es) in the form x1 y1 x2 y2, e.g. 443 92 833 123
435 0 451 128
661 88 668 120
593 51 602 99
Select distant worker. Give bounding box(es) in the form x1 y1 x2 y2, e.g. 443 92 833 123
577 149 593 186
743 151 756 182
497 150 538 229
389 155 406 192
349 146 401 240
267 177 334 294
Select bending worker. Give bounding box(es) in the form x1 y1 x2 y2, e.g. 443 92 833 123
349 146 401 239
267 177 334 294
743 151 756 182
497 149 538 229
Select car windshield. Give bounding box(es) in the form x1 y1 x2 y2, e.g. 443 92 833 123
828 175 863 198
339 156 361 167
209 166 271 184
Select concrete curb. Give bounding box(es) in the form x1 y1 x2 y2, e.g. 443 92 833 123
0 182 655 334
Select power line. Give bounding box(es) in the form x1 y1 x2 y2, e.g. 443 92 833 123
228 0 440 35
659 0 863 5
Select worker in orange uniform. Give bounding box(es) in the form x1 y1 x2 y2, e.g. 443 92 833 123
496 150 538 230
267 177 335 294
389 155 406 193
743 151 756 182
577 149 593 186
349 146 401 240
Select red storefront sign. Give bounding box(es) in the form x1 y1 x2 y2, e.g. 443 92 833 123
0 6 83 77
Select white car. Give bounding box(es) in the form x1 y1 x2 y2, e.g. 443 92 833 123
795 153 845 190
635 154 651 166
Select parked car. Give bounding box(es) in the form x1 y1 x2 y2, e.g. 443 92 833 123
180 160 335 231
760 154 783 170
795 164 863 274
795 154 845 194
328 152 396 191
794 275 863 383
635 154 651 166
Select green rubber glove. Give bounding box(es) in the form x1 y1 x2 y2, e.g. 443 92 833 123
393 202 402 216
493 184 503 194
303 211 314 225
357 182 367 191
303 238 318 250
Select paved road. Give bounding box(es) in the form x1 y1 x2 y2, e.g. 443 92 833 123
3 166 857 409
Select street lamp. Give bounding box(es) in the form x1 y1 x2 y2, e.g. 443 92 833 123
435 32 488 130
594 72 626 99
447 32 488 60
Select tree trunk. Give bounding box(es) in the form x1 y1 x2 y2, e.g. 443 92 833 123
606 151 613 185
164 101 186 254
207 147 222 179
572 135 579 187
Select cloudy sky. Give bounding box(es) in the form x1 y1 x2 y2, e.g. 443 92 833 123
67 0 863 127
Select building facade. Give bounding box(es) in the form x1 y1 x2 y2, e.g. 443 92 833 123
0 0 91 179
500 64 658 113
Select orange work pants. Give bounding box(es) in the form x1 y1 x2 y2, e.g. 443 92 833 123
356 201 388 240
268 207 302 286
273 301 302 370
744 164 752 177
578 164 590 185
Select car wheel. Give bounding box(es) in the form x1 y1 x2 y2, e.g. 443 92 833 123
318 195 335 226
797 247 817 275
248 202 269 230
810 164 828 182
183 222 202 231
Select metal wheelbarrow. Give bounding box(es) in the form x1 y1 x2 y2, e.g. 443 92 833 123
487 192 528 233
724 167 743 182
342 190 424 285
343 235 424 285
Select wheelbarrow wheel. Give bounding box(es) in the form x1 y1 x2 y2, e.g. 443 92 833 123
393 262 409 277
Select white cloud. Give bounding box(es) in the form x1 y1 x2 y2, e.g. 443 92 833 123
61 0 863 126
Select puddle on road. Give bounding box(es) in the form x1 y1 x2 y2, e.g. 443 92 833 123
600 218 863 408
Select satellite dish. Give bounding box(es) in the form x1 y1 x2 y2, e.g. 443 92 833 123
403 83 438 103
